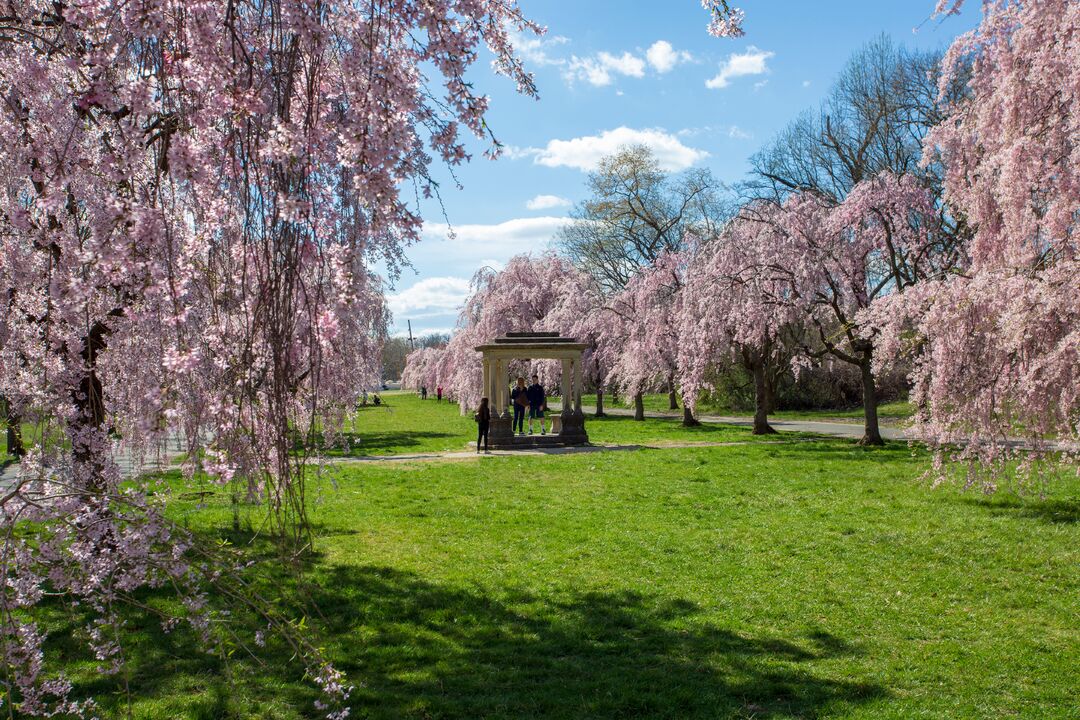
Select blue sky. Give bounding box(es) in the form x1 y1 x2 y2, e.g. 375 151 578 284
384 0 980 338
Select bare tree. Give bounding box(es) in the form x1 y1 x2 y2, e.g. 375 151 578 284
746 36 969 445
560 145 727 415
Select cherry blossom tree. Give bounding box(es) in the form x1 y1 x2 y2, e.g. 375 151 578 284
702 1 745 37
868 0 1079 483
0 0 539 714
679 205 806 434
769 173 943 445
596 249 700 424
401 346 447 393
438 254 597 412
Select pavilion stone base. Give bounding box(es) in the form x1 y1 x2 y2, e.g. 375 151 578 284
487 412 588 450
477 332 591 451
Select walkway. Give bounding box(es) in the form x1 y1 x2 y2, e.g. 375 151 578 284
559 404 911 442
329 438 813 465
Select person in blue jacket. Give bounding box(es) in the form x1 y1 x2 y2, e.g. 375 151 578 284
526 374 547 435
510 376 528 435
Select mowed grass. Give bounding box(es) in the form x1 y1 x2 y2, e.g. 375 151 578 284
38 402 1079 719
631 393 914 425
325 392 809 457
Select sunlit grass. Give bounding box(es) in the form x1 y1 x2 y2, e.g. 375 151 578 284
31 399 1079 719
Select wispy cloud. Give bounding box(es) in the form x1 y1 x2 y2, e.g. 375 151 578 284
727 125 752 140
526 194 572 210
646 40 693 73
565 51 646 87
521 127 708 172
706 46 774 89
386 276 473 318
512 31 570 67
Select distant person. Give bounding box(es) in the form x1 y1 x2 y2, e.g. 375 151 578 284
510 377 528 435
420 385 427 400
436 385 443 402
527 374 547 435
475 397 491 453
373 394 381 406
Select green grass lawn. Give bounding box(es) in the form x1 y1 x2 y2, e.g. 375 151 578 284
32 401 1080 719
326 392 812 457
628 394 913 425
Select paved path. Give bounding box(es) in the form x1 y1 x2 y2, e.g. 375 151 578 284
327 438 813 465
1 436 188 492
557 404 910 442
1 409 899 487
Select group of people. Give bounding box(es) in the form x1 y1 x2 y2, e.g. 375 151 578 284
474 374 548 453
419 385 444 402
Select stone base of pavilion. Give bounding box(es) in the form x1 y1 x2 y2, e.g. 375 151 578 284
476 332 591 451
486 411 588 450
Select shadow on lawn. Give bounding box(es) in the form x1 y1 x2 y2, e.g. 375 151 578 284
49 556 886 719
314 565 884 719
308 429 460 456
959 495 1079 525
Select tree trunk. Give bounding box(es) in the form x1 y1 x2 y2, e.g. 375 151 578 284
70 322 111 491
595 388 606 417
859 355 884 446
752 360 777 435
668 374 678 410
2 396 25 459
682 405 700 427
633 391 645 421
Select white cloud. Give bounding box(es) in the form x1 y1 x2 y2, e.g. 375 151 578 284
706 46 775 89
646 40 693 73
728 125 752 140
526 194 572 210
386 276 472 318
802 79 812 87
565 50 646 87
512 31 569 67
421 216 569 256
532 127 709 172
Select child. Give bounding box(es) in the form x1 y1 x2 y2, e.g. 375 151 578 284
475 397 491 453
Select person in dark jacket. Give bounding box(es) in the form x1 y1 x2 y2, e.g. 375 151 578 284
475 397 490 453
526 374 547 434
510 377 528 435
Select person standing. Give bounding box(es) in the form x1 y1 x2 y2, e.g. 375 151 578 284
436 385 443 402
420 385 427 400
475 397 491 453
510 377 528 435
526 374 547 435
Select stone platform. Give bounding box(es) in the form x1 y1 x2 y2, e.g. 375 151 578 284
486 412 588 450
476 332 590 451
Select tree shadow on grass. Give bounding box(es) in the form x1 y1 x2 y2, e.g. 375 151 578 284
307 430 461 457
750 440 918 464
46 558 886 719
312 565 885 719
957 495 1079 525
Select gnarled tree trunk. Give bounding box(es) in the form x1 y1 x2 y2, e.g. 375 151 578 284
859 353 883 446
682 405 700 427
633 391 645 421
595 388 606 417
752 358 777 435
667 374 678 410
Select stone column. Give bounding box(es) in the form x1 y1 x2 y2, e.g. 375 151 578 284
565 356 574 414
481 356 490 405
493 357 502 414
573 354 583 414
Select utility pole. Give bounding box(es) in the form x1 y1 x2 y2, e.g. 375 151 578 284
407 319 415 351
